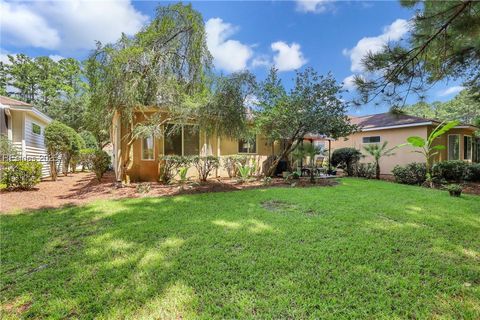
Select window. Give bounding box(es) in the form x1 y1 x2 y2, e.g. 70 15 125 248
238 136 257 154
464 136 472 160
32 123 41 135
362 136 380 143
164 124 199 156
448 134 460 160
141 135 154 160
474 138 480 163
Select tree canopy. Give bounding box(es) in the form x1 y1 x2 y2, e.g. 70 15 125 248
404 89 480 124
255 67 355 176
353 0 480 107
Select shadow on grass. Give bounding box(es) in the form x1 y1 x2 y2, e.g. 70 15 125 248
1 182 479 318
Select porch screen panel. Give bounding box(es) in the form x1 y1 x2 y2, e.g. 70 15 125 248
448 135 460 160
164 125 182 156
464 136 472 160
184 125 199 156
142 135 154 160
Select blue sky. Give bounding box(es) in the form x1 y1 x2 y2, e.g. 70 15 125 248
0 0 464 115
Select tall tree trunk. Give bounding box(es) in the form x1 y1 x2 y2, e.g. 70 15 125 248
376 161 380 179
63 154 70 176
49 151 57 181
265 139 302 177
310 160 315 183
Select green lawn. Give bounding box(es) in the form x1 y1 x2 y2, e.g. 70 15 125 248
1 178 479 319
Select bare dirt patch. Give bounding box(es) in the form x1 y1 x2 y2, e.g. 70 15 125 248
261 200 298 212
0 172 339 213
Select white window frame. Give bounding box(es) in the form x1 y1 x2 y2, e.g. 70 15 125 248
238 135 258 154
448 134 460 160
141 135 155 161
163 124 200 156
362 136 381 144
464 135 472 161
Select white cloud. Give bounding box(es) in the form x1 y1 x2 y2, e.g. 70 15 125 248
0 54 10 64
0 0 148 50
295 0 332 13
271 41 307 72
343 19 410 73
437 86 464 97
48 55 65 62
342 75 356 90
205 18 253 72
251 55 271 68
0 1 60 49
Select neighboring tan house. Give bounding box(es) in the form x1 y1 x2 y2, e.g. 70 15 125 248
0 96 53 177
331 112 479 175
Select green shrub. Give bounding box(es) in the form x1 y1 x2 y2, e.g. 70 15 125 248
78 148 96 171
237 164 252 182
392 163 427 185
222 155 248 178
444 184 462 197
354 163 376 179
192 156 220 182
0 134 18 159
331 148 362 176
92 150 111 181
465 163 480 182
1 161 42 190
44 121 83 178
159 155 191 184
432 160 469 182
79 131 98 149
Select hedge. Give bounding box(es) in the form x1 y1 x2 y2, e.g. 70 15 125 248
1 161 42 190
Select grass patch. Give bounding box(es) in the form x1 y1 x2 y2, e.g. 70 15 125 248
1 178 479 318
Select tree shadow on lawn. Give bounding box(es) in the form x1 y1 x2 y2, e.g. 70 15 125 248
1 187 479 319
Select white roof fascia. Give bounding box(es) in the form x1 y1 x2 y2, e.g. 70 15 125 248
7 105 53 124
358 122 433 132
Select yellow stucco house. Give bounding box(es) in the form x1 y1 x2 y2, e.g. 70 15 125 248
331 113 479 174
111 110 283 182
111 110 479 181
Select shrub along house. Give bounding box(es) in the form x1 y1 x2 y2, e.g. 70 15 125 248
0 96 52 177
331 112 479 175
111 109 283 182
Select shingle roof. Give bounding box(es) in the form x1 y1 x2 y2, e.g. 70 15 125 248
0 96 32 107
350 112 437 130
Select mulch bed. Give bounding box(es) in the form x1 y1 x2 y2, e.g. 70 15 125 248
379 174 480 195
0 171 338 213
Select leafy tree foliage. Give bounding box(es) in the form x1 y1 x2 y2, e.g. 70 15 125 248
2 55 87 130
197 71 257 139
353 0 480 107
44 121 84 180
255 67 355 176
79 131 98 150
86 3 212 181
404 89 480 124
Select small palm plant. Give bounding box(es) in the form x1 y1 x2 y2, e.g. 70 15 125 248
404 120 459 187
177 166 189 189
363 141 396 179
237 164 252 183
302 143 325 183
291 144 306 171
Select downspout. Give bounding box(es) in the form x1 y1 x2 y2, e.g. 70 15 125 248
328 139 332 173
216 134 221 177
